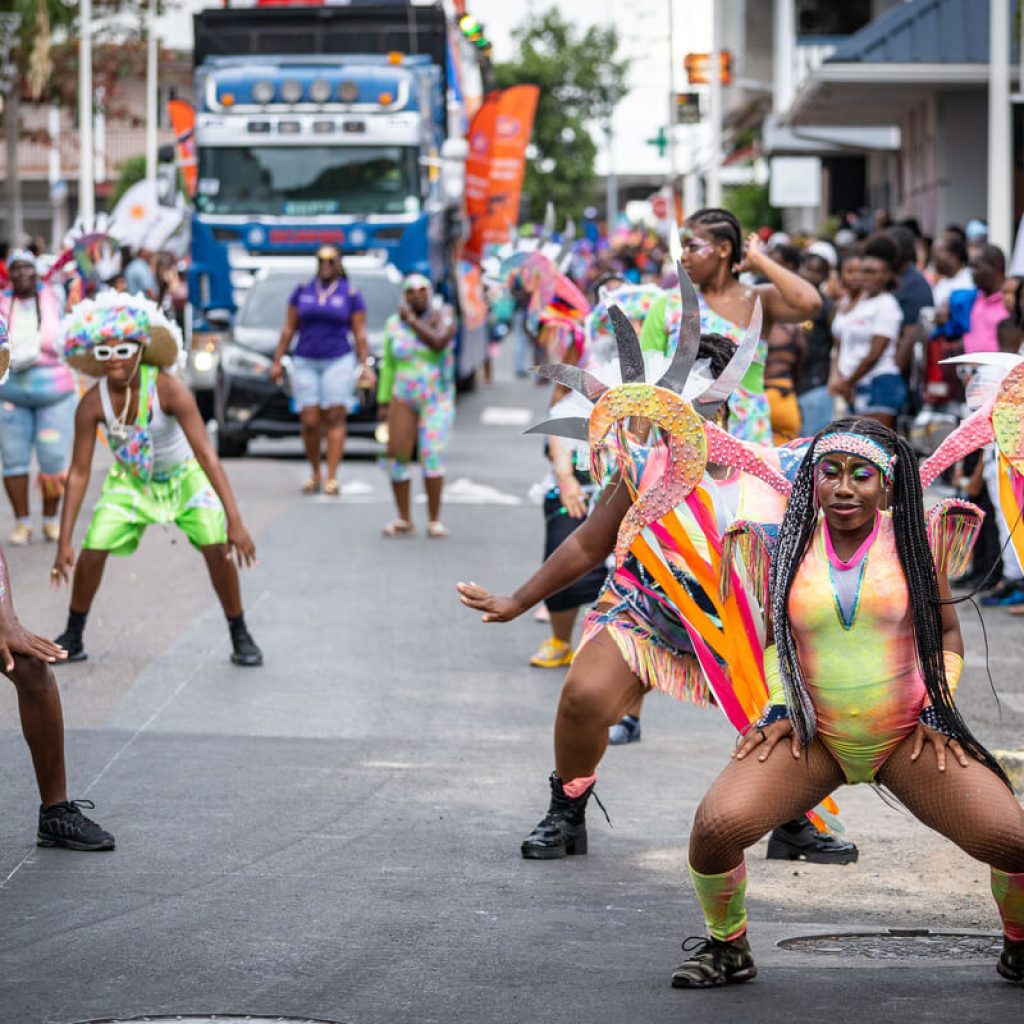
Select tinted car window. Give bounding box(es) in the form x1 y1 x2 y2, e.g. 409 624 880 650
237 270 399 333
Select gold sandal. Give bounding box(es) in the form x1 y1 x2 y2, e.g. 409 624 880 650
324 479 340 496
382 519 416 537
301 478 321 495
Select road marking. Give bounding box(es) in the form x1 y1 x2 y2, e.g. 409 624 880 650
480 406 533 427
415 477 522 506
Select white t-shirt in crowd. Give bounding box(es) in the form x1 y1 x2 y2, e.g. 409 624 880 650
834 291 904 384
932 267 975 312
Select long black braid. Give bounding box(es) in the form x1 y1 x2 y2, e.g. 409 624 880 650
686 208 743 277
769 416 1012 787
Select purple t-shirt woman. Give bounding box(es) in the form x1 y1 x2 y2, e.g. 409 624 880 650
288 277 368 360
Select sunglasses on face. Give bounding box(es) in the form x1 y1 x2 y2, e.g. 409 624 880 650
93 342 142 361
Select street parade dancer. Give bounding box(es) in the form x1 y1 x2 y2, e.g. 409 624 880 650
458 270 854 865
640 208 822 447
378 273 457 538
49 292 263 667
502 250 603 668
0 322 114 850
672 414 1024 989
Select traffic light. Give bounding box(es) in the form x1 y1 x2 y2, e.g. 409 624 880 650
459 14 490 51
684 51 733 85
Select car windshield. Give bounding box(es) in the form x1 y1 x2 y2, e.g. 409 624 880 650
238 271 399 334
196 145 420 217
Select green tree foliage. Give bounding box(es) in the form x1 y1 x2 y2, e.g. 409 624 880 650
494 9 629 222
723 183 782 233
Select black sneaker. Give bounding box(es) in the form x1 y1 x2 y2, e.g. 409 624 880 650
37 800 115 851
671 935 757 988
230 625 263 667
997 937 1024 983
766 817 859 865
54 628 87 662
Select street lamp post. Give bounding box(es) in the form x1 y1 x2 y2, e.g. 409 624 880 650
988 0 1012 251
706 0 723 207
146 0 158 183
79 0 95 222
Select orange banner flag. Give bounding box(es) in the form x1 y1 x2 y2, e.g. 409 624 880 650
167 99 198 198
463 84 540 264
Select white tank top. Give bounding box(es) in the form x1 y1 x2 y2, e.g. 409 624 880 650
99 370 193 475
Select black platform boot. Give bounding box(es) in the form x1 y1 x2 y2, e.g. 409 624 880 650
521 772 607 860
766 817 858 865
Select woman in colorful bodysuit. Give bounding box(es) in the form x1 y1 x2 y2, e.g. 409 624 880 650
458 331 854 865
377 274 456 538
639 209 822 447
674 418 1024 989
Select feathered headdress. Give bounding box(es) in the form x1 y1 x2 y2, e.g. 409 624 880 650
525 265 791 567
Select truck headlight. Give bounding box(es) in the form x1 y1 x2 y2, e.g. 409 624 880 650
221 344 272 379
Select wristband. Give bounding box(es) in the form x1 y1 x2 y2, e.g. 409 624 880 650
943 650 963 697
763 643 784 705
756 704 789 729
918 704 953 736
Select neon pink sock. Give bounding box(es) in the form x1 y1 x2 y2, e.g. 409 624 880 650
563 775 596 799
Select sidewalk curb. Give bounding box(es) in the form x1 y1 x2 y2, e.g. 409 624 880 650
994 750 1024 792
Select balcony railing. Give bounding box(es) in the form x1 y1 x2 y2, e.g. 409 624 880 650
794 39 840 95
0 126 178 182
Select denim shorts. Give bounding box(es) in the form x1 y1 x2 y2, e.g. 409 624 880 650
854 372 908 417
289 353 357 411
0 378 77 477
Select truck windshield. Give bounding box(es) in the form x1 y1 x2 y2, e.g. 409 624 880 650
195 145 420 217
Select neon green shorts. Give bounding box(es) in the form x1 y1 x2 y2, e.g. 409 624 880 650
83 459 227 556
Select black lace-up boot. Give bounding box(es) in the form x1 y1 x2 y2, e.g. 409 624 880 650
521 772 606 860
228 615 263 667
766 817 858 864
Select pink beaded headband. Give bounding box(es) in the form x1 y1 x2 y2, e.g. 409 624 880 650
812 432 895 477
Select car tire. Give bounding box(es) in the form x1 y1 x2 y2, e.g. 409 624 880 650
217 430 249 459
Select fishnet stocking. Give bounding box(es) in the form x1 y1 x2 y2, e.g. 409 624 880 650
876 733 1024 873
688 737 844 874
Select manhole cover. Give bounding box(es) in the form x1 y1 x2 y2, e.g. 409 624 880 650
70 1017 345 1024
778 929 1002 961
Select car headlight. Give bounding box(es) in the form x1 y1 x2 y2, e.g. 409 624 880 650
220 344 272 379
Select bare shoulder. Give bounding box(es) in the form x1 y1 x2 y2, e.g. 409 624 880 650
76 383 103 421
156 371 196 413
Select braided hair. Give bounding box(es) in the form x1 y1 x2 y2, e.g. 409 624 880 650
686 208 743 277
769 416 1011 786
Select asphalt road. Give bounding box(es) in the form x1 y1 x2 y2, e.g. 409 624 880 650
1 354 1024 1024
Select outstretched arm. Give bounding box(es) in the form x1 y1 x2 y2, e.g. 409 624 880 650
160 375 256 567
457 476 633 621
53 392 102 587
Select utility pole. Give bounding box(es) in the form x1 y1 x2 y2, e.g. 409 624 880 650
706 0 723 207
988 0 1012 251
666 0 678 195
146 0 158 182
79 0 95 222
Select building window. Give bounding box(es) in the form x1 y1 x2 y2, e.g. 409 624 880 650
796 0 872 38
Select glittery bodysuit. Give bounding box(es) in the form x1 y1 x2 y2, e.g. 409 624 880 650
788 512 927 783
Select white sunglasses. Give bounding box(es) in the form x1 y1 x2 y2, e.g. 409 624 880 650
93 342 142 361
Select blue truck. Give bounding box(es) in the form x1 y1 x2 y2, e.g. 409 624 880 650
185 1 482 429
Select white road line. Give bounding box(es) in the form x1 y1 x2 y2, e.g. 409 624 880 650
480 406 534 427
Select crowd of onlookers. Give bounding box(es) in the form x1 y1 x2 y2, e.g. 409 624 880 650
494 210 1024 610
